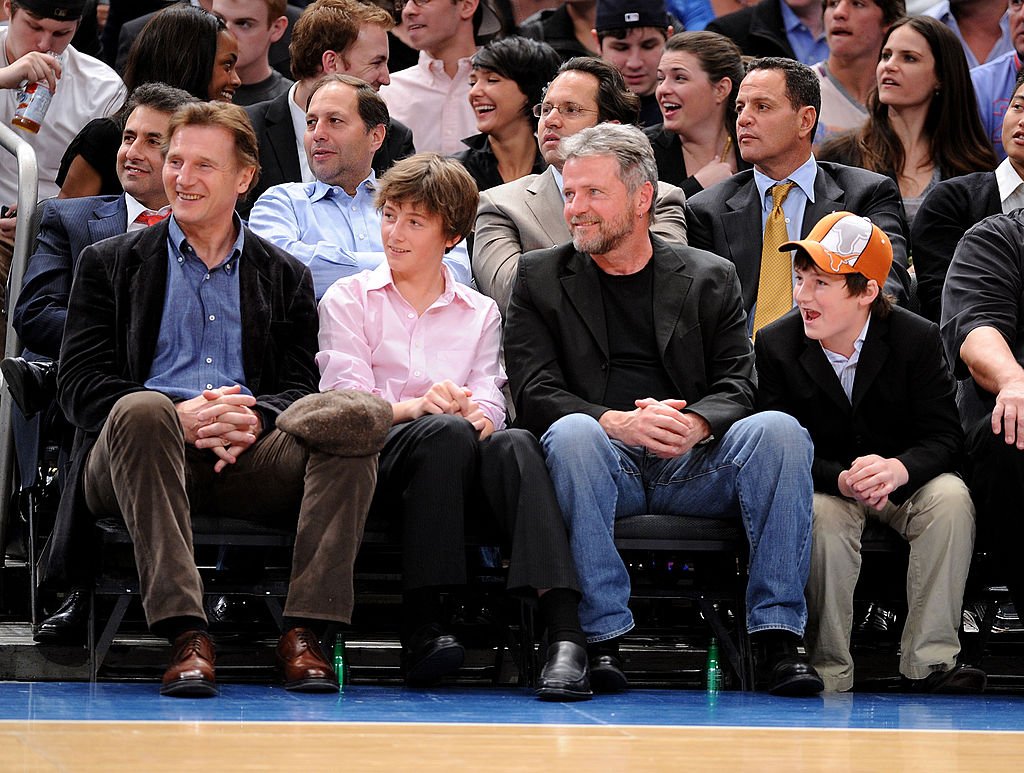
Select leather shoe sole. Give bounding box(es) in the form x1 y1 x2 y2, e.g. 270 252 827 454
767 658 824 697
903 663 987 694
589 654 628 693
160 677 218 698
536 641 592 702
284 675 339 693
405 635 465 686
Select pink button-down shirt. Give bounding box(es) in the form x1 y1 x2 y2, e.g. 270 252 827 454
379 52 476 156
317 263 507 430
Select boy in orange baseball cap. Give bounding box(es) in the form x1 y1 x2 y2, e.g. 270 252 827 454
753 211 985 695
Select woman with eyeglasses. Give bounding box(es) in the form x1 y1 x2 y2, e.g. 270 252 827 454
450 36 561 191
643 31 749 197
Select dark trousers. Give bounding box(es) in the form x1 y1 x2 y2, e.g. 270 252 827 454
966 414 1024 611
82 391 377 627
373 414 578 595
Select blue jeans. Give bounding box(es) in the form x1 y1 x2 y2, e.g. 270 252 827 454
540 411 814 642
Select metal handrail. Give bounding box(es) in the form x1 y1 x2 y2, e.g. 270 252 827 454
0 121 39 574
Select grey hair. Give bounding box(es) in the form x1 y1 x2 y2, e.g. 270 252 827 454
559 124 658 214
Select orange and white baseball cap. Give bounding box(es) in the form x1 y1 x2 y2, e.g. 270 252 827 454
780 211 892 286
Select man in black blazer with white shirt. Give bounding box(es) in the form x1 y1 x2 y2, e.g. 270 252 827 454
755 212 983 694
687 57 910 328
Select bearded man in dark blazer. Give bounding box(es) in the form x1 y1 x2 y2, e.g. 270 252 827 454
686 57 909 333
505 122 823 697
50 102 376 698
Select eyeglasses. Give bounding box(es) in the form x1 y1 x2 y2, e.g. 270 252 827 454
404 0 434 7
532 102 599 119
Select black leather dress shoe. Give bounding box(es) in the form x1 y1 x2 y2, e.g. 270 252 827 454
757 637 824 697
1 357 57 417
901 663 987 694
404 624 465 686
589 653 628 693
33 590 89 644
536 641 592 701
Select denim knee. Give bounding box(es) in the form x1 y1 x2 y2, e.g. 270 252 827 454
540 413 607 461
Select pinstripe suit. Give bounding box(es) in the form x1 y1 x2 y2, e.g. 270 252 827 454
13 195 127 360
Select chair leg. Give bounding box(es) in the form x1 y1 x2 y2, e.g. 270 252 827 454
91 593 132 682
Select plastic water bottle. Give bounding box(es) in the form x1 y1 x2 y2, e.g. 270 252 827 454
706 637 722 695
333 634 345 690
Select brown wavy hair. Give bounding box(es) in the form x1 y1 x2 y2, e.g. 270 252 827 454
819 16 996 180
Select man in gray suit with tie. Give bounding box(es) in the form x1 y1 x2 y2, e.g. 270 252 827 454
686 57 910 334
473 56 688 316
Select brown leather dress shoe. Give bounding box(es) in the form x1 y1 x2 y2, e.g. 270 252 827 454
161 630 218 698
277 627 339 693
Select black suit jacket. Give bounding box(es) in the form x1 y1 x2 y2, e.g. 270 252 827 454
912 171 1000 324
504 235 755 440
41 221 318 584
686 161 911 314
115 3 304 78
242 90 415 216
754 306 964 504
705 0 796 60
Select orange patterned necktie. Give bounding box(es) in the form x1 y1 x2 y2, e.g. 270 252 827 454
134 210 169 227
752 181 796 336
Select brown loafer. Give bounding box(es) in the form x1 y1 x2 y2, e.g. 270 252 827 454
277 627 339 693
161 630 218 698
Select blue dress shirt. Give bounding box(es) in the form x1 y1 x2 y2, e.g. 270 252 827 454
144 215 248 400
780 1 829 66
247 172 473 299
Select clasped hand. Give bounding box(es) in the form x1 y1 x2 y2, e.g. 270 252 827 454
607 398 709 459
416 379 489 436
175 385 260 473
838 454 909 511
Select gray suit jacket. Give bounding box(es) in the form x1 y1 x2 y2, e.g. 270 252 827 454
686 161 911 314
473 166 688 315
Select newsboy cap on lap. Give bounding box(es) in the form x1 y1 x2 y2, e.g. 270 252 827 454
277 390 392 457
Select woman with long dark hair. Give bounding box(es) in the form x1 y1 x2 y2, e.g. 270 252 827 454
818 15 996 224
58 4 241 198
644 31 749 197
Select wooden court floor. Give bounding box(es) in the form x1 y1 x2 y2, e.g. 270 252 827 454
4 722 1024 771
2 683 1024 771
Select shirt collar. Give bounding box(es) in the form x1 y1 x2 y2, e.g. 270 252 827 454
821 316 871 363
780 1 814 35
124 193 169 226
309 170 377 203
167 213 245 269
996 157 1024 204
419 49 475 77
549 165 565 202
364 260 473 308
753 154 818 209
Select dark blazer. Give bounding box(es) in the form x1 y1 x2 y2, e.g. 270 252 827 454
242 90 415 216
115 3 305 79
912 171 1000 324
643 125 750 199
504 234 755 440
41 221 318 584
705 0 796 60
13 195 127 360
686 161 912 314
450 133 546 192
754 306 964 504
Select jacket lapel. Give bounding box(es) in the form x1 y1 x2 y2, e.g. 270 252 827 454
125 224 171 382
561 249 609 358
526 169 571 247
803 165 844 231
799 337 851 413
651 239 691 356
266 93 302 183
239 228 271 395
851 313 888 412
722 183 763 263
